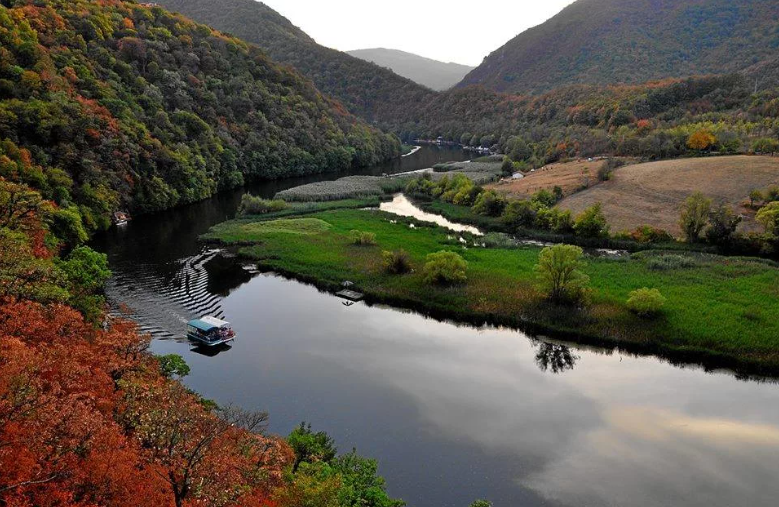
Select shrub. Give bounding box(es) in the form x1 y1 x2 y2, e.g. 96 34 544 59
626 288 666 318
423 251 468 285
482 232 516 249
535 244 590 303
706 204 742 246
679 192 711 242
573 202 609 238
749 189 764 208
598 157 626 181
531 188 557 208
382 249 411 274
756 202 779 236
472 190 506 217
350 230 376 246
536 207 574 233
624 225 674 244
502 200 536 230
645 254 698 271
238 194 288 215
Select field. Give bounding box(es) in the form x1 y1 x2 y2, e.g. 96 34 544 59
204 206 779 373
487 159 608 199
558 155 779 235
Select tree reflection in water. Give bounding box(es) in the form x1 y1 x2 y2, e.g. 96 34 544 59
533 340 579 374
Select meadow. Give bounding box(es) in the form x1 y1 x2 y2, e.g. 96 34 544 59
204 207 779 374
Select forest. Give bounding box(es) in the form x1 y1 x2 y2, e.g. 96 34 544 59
0 0 400 234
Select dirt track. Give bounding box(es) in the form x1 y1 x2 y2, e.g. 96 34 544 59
557 156 779 235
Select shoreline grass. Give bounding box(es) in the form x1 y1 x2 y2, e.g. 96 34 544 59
203 206 779 376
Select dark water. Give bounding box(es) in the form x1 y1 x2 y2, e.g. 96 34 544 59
93 147 779 507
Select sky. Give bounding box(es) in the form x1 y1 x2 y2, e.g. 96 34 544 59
260 0 577 67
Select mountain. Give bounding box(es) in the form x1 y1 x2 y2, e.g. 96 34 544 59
459 0 779 94
0 0 400 231
347 48 474 91
155 0 436 124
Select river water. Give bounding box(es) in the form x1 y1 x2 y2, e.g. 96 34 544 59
92 147 779 507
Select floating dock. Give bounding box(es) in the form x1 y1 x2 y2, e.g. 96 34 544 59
336 289 364 302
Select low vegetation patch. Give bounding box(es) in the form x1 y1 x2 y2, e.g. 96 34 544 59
238 194 289 215
275 175 410 202
627 288 667 318
350 230 377 246
423 251 468 285
383 249 412 274
205 207 779 373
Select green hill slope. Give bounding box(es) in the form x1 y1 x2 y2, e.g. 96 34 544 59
460 0 779 94
155 0 436 123
0 0 400 231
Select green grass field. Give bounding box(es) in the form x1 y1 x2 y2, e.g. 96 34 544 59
204 207 779 373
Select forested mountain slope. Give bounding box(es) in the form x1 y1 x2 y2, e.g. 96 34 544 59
156 0 437 123
0 0 400 232
460 0 779 94
347 48 474 91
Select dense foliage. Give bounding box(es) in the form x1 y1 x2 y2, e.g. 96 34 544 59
155 0 436 123
0 0 400 234
459 0 779 94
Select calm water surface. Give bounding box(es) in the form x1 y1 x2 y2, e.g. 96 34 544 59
93 147 779 507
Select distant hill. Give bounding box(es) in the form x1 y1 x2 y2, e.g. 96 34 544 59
459 0 779 94
155 0 436 124
347 48 474 91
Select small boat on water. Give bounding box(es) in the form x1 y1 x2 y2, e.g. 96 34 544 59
187 316 235 347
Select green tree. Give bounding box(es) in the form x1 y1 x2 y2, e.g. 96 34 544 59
333 451 405 507
705 204 741 246
288 422 337 473
751 137 779 155
502 200 536 230
472 190 506 217
470 501 493 507
573 202 609 238
749 189 764 208
535 244 590 303
756 202 779 236
422 251 468 286
679 192 712 242
158 354 191 379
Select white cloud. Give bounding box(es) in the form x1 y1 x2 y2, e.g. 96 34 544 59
260 0 577 66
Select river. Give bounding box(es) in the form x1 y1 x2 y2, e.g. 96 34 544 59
92 147 779 507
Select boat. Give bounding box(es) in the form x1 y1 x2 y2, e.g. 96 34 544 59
186 316 236 346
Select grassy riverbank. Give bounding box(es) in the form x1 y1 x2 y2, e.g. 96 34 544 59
204 207 779 374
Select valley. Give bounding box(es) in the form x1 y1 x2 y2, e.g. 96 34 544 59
2 1 779 506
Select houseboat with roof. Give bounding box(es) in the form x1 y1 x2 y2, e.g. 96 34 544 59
187 316 235 346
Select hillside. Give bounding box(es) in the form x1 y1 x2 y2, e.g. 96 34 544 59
0 0 400 232
347 48 474 91
459 0 779 94
155 0 436 123
558 156 779 235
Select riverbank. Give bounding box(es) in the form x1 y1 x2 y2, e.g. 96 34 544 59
203 206 779 375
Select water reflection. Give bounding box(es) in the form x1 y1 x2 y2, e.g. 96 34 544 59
147 274 779 507
532 341 579 374
379 194 483 235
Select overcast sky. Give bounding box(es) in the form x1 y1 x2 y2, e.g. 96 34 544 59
261 0 577 66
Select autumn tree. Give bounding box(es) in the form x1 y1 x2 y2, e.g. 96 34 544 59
686 130 717 151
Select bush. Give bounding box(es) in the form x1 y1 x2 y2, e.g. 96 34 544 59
422 251 468 285
482 232 516 249
382 249 411 274
622 225 674 244
238 194 288 215
350 230 376 246
535 244 590 303
598 157 626 181
536 207 574 233
626 288 666 318
756 202 779 236
502 200 536 230
573 202 609 238
645 254 698 271
706 204 741 246
472 190 506 217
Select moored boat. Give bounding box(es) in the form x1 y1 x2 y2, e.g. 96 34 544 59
187 316 235 346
